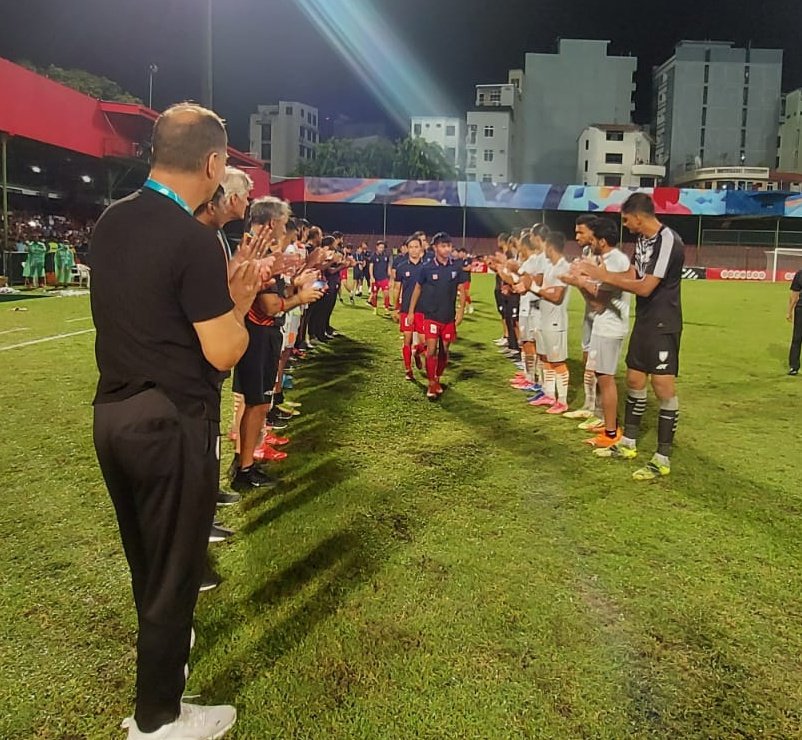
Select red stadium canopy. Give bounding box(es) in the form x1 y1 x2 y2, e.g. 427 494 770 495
0 56 269 196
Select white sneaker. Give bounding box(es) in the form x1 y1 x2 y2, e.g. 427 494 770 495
493 337 507 346
563 408 593 420
122 703 236 739
467 305 475 314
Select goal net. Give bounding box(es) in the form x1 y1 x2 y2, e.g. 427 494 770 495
765 248 802 283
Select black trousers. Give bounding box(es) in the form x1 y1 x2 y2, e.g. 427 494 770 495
791 308 802 371
322 286 339 333
309 291 337 340
502 294 520 351
94 388 219 733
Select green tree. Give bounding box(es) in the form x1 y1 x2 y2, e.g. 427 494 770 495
17 60 142 104
292 136 457 180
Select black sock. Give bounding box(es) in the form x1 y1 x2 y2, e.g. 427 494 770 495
624 390 647 440
657 407 679 457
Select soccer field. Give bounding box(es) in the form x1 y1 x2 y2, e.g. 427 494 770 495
1 277 801 739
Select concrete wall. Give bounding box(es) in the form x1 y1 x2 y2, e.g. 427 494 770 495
520 40 636 185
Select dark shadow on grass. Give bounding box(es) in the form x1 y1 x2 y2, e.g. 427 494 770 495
198 523 389 701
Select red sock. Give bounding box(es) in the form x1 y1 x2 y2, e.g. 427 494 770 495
383 293 390 309
426 355 437 382
415 342 426 355
436 347 448 377
402 345 412 370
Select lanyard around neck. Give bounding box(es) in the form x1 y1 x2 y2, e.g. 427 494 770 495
143 178 193 216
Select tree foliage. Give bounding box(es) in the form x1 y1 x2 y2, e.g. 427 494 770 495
17 60 142 104
293 136 458 180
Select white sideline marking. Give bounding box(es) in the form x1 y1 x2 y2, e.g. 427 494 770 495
66 317 93 323
0 328 29 336
0 328 95 352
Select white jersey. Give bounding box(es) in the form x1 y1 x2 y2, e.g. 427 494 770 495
517 254 542 317
540 256 570 332
592 248 631 339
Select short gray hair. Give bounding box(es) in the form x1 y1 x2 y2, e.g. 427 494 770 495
250 196 291 225
222 166 253 198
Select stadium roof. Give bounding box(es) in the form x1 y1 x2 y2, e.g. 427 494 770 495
0 56 269 197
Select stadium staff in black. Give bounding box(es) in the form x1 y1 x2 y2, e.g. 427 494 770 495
90 103 265 739
788 269 802 376
578 192 684 481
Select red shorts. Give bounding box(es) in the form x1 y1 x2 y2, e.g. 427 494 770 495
373 279 390 291
399 312 424 333
339 268 348 281
423 319 457 343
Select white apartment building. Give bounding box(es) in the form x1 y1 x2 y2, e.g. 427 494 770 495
779 89 802 172
578 124 665 187
466 72 523 183
410 116 467 173
249 101 319 178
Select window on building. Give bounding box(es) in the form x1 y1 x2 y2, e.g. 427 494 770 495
261 123 272 142
741 129 747 148
468 124 477 145
490 90 501 103
699 149 705 162
640 177 656 187
299 145 305 158
605 152 624 164
467 173 476 181
585 139 589 150
701 108 707 126
446 125 456 136
700 128 706 146
484 149 494 162
436 122 442 128
606 130 624 142
413 123 422 136
445 147 457 164
484 125 495 137
300 126 304 140
704 49 711 63
313 115 317 126
603 175 622 186
468 149 477 168
704 65 710 84
286 106 293 115
584 160 589 172
743 87 749 106
703 87 708 105
263 144 271 161
744 65 750 84
425 122 430 128
482 174 493 183
742 108 748 127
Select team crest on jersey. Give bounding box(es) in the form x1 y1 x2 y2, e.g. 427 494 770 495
405 271 410 277
432 274 439 280
451 271 457 279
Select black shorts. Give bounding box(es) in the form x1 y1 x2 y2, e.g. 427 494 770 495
233 322 283 406
502 293 520 321
494 288 503 314
353 268 364 281
626 326 681 376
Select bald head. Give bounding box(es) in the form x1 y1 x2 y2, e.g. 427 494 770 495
152 103 227 173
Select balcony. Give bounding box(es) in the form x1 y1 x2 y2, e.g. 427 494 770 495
631 163 666 178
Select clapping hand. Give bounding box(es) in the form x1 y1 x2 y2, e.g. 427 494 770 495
229 222 273 279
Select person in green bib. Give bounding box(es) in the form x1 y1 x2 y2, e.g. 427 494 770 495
55 242 75 287
25 239 47 288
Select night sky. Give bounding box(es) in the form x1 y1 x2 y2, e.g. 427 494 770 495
0 0 800 152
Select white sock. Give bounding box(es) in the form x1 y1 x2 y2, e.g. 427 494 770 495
524 352 535 383
543 364 556 398
556 368 569 403
583 369 596 411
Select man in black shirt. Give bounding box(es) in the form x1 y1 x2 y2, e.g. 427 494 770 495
91 103 264 739
578 192 684 481
788 270 802 376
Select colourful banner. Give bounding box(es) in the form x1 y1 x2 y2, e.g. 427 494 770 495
290 177 801 218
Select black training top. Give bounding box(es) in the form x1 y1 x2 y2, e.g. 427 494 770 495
416 257 468 323
90 188 234 420
633 225 685 334
791 270 802 297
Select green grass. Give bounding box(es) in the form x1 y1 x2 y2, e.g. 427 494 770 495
1 277 801 739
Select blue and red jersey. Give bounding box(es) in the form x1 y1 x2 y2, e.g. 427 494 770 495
416 257 468 323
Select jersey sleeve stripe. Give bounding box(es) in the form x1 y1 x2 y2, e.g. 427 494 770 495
653 229 674 279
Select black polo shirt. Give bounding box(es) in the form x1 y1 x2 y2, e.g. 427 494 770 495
633 225 684 334
396 258 426 313
416 257 468 323
791 270 802 300
371 252 391 281
90 188 234 420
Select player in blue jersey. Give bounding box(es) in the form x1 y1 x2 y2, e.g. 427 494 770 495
406 232 468 399
392 236 427 380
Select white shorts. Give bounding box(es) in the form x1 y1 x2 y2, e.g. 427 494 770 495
586 334 624 376
520 312 540 343
582 311 594 353
536 329 567 363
